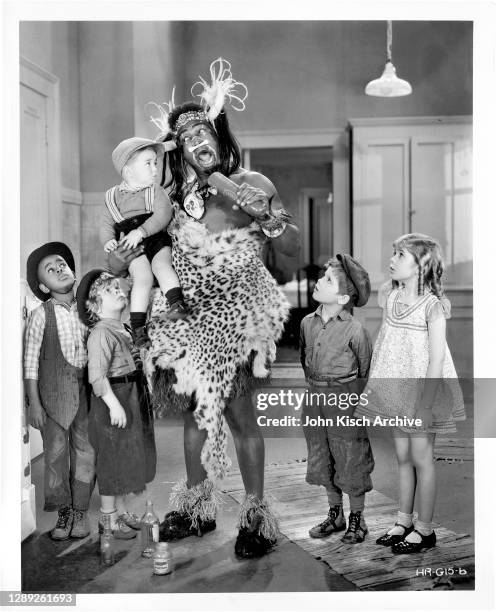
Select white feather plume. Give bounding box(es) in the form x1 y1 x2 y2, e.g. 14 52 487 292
147 86 176 138
191 58 248 121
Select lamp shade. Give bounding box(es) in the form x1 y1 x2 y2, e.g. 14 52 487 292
365 61 412 97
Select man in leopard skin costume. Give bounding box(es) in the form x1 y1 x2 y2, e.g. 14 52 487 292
113 60 299 558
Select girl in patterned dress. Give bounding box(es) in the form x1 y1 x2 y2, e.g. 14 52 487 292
355 233 465 554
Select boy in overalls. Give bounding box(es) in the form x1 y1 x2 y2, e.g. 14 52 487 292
24 242 95 539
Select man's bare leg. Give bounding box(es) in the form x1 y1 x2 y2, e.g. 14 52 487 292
224 394 264 499
159 408 216 541
183 409 208 486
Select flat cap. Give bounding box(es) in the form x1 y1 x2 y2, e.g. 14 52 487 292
111 137 176 175
336 253 371 307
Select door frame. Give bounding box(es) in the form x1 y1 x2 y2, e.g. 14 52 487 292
237 128 350 254
299 187 334 267
20 56 62 242
19 58 62 539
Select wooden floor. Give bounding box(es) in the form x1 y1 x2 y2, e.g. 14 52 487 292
434 437 474 463
222 461 475 591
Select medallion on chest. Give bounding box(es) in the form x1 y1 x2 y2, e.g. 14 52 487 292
183 181 219 220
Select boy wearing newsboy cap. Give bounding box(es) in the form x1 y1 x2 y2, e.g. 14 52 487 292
100 136 187 348
24 242 95 540
300 254 375 545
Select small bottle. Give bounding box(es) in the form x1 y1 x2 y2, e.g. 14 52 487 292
140 499 160 558
100 513 115 566
153 542 173 575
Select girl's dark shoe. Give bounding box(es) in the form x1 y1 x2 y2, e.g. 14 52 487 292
309 505 346 538
391 529 436 554
341 511 368 544
376 522 415 546
234 527 276 559
159 510 216 541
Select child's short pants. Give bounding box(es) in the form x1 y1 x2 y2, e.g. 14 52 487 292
302 388 374 497
115 213 172 263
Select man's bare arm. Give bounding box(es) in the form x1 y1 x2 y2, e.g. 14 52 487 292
235 171 300 257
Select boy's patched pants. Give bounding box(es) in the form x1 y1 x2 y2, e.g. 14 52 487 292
40 378 95 512
302 398 375 503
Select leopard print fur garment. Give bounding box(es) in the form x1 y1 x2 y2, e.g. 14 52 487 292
145 217 290 481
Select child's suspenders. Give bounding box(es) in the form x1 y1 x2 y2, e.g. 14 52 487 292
104 185 155 223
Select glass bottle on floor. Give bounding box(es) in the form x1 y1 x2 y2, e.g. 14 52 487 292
140 500 160 558
100 513 115 566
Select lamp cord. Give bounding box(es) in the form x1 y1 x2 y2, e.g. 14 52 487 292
387 20 392 62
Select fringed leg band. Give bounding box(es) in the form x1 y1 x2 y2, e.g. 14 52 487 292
237 494 280 541
169 477 223 530
234 494 280 558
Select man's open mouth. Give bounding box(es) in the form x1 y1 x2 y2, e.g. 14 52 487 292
193 145 217 169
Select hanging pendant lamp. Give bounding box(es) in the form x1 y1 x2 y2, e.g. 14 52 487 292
365 21 412 97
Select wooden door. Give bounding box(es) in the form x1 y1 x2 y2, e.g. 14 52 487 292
20 82 49 461
351 134 410 286
299 188 334 268
411 126 472 287
20 83 51 275
20 69 56 539
351 118 472 289
21 280 40 540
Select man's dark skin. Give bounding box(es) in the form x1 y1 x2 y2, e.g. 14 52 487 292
109 118 299 501
107 241 144 277
177 120 298 255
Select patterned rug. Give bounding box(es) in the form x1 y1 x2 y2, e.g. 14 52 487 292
222 461 475 591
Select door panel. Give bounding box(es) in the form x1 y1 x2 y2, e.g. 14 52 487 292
300 189 333 266
352 138 409 286
20 83 50 275
411 134 472 286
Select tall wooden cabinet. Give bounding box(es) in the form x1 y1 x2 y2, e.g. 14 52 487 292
350 117 472 288
349 117 473 377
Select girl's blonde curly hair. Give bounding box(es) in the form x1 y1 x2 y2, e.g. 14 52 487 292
85 272 120 326
393 233 445 298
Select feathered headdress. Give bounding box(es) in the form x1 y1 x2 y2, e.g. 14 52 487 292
191 57 248 121
148 58 248 138
147 86 177 139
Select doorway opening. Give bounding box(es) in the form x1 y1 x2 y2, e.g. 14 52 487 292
248 146 333 357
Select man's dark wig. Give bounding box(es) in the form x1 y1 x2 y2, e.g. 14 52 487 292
161 102 242 204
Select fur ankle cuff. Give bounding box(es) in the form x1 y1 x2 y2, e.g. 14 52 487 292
237 494 280 541
169 478 222 529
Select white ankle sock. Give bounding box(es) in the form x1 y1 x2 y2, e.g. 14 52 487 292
387 511 413 536
404 520 433 543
